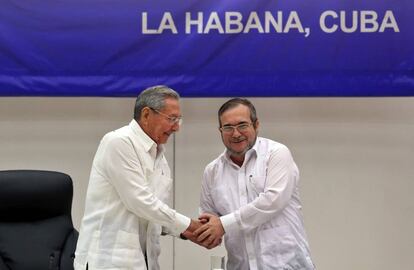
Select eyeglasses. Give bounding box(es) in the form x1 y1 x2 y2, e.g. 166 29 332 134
219 122 253 134
150 108 183 125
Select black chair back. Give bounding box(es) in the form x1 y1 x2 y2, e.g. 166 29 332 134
0 170 78 270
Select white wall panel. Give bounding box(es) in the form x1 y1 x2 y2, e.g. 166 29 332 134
1 97 413 270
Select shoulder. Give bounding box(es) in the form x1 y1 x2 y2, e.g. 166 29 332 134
204 152 225 176
257 137 289 151
100 125 134 150
257 137 293 159
204 155 221 173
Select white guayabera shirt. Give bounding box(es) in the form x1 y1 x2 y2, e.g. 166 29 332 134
75 120 190 270
200 137 315 270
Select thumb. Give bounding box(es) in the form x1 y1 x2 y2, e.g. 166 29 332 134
199 212 215 220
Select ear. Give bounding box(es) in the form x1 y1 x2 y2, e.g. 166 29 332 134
254 120 260 131
140 107 152 126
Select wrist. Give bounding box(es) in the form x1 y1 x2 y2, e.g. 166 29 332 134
180 233 188 240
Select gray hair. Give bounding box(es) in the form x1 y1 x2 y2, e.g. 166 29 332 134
134 85 180 120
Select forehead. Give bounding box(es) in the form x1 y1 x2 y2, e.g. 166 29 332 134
220 104 251 125
161 98 180 113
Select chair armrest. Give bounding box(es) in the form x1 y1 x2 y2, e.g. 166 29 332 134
0 255 11 270
59 229 79 270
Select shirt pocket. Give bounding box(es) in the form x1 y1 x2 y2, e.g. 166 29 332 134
111 230 143 267
248 175 266 196
259 226 298 269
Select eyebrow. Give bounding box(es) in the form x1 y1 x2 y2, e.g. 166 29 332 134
161 111 182 118
222 121 249 127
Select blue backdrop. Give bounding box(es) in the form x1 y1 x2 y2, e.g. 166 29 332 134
0 0 413 97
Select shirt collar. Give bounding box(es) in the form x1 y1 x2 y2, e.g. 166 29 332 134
129 119 165 156
221 137 260 165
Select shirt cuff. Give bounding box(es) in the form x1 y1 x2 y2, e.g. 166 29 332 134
171 212 191 237
220 213 239 234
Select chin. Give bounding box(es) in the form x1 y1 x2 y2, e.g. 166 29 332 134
233 145 248 152
230 148 247 156
160 137 170 144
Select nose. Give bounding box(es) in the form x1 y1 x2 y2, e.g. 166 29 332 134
171 122 180 132
231 128 241 137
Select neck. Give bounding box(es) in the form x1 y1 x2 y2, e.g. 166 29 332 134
230 155 245 167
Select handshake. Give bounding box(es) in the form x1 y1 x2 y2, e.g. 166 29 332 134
181 213 224 249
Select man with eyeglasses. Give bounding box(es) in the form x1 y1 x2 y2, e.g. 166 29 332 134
75 85 202 270
194 98 315 270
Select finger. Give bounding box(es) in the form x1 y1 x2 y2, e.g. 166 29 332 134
202 235 215 247
197 237 210 249
199 218 208 224
198 213 214 220
210 237 221 249
193 224 209 236
207 242 216 249
207 236 221 249
201 242 210 249
197 230 211 242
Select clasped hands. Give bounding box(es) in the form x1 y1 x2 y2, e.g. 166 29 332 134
182 213 224 249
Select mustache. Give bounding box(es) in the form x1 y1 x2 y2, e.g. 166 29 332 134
230 137 247 143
